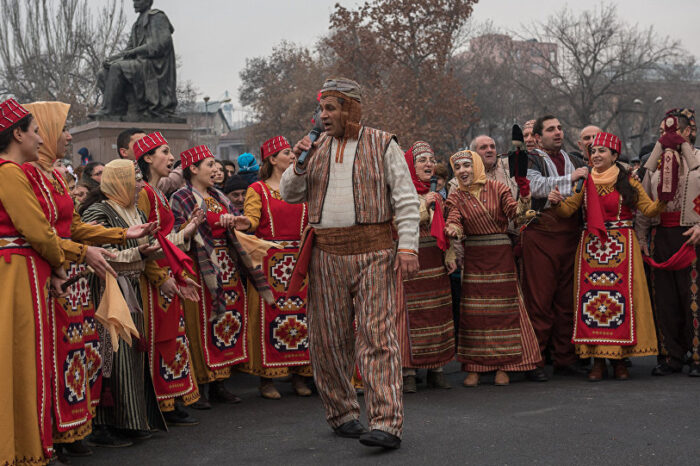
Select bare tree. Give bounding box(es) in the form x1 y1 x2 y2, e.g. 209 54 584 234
510 3 689 147
0 0 127 121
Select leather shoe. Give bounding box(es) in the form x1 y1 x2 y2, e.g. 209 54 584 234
403 375 417 393
525 367 548 382
613 361 629 380
210 381 242 404
164 406 199 426
651 362 681 376
588 358 607 382
463 372 479 387
553 364 588 376
359 429 401 449
334 420 368 439
688 363 700 377
426 371 451 389
494 370 509 386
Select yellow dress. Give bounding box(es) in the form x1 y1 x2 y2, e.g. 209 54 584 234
0 162 66 466
555 178 662 358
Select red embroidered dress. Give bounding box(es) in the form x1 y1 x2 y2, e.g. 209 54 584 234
171 186 248 383
554 178 662 357
22 164 125 442
239 181 311 377
137 183 199 410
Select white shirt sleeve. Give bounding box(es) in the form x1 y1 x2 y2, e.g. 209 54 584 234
280 164 308 204
384 140 420 252
527 168 573 199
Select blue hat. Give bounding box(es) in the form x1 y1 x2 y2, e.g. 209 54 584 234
237 153 259 173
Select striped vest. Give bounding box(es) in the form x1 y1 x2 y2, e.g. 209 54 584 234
307 126 396 225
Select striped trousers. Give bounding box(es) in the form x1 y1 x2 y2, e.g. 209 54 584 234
307 247 403 437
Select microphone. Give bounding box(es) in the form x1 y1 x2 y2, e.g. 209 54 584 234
428 175 438 209
296 107 324 167
574 177 585 193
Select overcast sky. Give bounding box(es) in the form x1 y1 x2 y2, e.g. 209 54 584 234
99 0 700 108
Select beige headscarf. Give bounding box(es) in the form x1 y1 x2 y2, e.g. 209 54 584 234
23 101 70 172
450 150 487 196
101 159 136 208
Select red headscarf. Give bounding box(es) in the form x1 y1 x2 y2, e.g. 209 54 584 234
404 142 448 250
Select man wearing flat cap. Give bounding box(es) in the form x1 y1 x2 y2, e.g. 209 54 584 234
281 77 419 449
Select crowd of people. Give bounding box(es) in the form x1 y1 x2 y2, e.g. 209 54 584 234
2 76 700 464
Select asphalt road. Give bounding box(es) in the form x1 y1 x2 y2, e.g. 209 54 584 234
72 357 700 466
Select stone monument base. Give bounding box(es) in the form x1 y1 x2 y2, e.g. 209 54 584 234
70 120 193 166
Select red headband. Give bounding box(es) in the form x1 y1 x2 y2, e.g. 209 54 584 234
592 132 621 154
133 132 167 160
180 145 214 170
260 136 290 160
0 98 30 133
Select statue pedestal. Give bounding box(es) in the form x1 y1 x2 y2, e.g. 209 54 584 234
70 120 193 166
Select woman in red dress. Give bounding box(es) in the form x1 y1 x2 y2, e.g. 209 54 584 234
135 132 204 423
234 136 312 399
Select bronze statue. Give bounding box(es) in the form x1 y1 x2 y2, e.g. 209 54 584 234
92 0 179 121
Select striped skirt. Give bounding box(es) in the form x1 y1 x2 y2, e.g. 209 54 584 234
458 234 540 372
399 237 454 368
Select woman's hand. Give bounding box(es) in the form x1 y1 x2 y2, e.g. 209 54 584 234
182 208 205 240
85 246 117 279
233 215 252 231
160 278 179 300
216 214 235 230
49 267 68 298
548 186 564 205
138 242 161 258
424 192 439 207
445 224 461 238
126 222 157 239
179 277 201 302
445 260 457 274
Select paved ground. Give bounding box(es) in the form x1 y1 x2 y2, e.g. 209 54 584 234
72 357 700 466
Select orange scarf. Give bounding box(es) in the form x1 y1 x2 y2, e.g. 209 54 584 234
590 164 619 186
23 102 70 172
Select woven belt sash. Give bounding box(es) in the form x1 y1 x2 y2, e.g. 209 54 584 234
315 222 393 255
584 219 633 230
464 233 510 247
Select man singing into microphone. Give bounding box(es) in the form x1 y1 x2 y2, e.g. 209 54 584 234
280 77 419 450
520 115 588 381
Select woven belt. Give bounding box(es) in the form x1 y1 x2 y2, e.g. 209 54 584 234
0 236 30 249
315 223 393 255
660 211 681 228
464 233 510 247
584 219 634 230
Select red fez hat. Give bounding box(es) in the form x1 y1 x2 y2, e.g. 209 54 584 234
260 136 291 160
593 132 622 155
0 98 30 133
133 132 168 160
180 145 214 169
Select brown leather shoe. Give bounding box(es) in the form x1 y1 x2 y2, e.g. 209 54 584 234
291 374 312 397
259 378 282 400
210 381 242 404
613 361 630 380
494 370 509 386
588 358 607 382
463 372 479 387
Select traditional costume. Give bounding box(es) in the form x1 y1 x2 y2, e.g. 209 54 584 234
81 160 168 433
170 146 249 387
238 136 313 389
0 99 66 465
636 110 700 373
134 132 200 412
281 78 419 443
445 150 541 380
554 133 663 373
397 142 454 389
22 102 129 448
522 142 586 369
